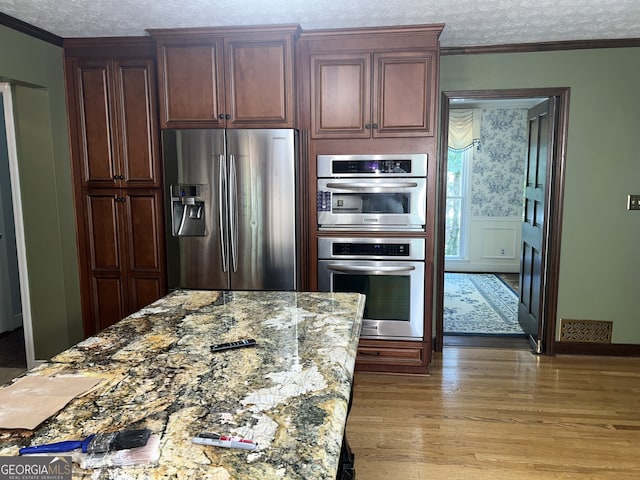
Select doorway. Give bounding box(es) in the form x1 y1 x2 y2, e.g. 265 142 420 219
0 83 34 381
0 88 26 382
435 88 570 354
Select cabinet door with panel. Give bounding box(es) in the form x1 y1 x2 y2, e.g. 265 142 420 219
373 51 437 137
71 58 160 188
115 59 162 186
356 339 428 374
84 190 127 333
309 50 437 139
224 35 295 128
122 189 166 314
310 53 371 138
84 189 165 333
155 39 225 128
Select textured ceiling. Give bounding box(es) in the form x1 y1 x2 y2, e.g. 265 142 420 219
1 0 639 47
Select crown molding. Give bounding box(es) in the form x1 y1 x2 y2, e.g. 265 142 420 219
442 37 640 55
0 12 62 47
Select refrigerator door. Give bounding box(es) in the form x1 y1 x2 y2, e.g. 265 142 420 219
163 129 230 289
226 129 298 290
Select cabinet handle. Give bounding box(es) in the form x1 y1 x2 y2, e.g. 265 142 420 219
359 350 381 356
365 124 371 129
113 175 124 180
218 114 225 119
217 113 231 120
372 123 378 129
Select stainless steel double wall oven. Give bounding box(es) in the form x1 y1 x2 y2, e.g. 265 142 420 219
316 154 428 340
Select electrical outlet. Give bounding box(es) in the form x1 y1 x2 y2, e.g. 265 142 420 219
627 195 640 210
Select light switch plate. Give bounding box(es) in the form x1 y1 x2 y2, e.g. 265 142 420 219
627 195 640 210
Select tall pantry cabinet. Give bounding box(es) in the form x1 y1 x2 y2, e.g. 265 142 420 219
64 38 166 336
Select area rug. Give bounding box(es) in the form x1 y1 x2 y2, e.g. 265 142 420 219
444 273 524 335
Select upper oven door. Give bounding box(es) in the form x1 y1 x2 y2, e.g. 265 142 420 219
317 178 426 230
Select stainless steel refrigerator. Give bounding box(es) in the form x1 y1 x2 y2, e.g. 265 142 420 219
162 129 299 291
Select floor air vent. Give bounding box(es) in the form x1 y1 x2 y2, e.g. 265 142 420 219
559 319 613 343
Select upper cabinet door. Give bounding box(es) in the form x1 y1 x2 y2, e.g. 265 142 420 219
225 36 295 128
74 60 118 185
156 40 225 128
310 53 371 139
373 52 437 137
114 59 161 186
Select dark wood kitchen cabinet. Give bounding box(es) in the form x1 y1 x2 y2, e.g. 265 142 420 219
298 24 443 140
356 339 427 373
67 56 161 188
82 189 165 333
149 25 301 129
310 51 437 139
297 25 444 373
64 38 167 337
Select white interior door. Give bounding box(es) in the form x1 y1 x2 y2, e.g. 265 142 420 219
0 83 34 368
0 92 21 334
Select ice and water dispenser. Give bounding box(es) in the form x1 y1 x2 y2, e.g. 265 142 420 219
170 184 206 236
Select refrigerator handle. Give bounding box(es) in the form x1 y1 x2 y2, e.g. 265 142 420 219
219 154 229 272
229 153 238 273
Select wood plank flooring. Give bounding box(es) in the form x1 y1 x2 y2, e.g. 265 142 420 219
347 347 640 479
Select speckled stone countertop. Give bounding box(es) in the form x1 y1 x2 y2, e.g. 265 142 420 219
0 290 365 479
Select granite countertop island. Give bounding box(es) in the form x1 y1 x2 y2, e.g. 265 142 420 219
0 290 365 479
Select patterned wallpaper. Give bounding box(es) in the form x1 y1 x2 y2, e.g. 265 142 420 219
470 108 528 217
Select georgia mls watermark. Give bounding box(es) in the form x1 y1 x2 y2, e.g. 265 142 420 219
0 456 72 480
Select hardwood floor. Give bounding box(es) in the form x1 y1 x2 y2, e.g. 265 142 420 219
347 347 640 479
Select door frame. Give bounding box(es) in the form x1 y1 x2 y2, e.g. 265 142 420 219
0 83 36 368
434 87 570 354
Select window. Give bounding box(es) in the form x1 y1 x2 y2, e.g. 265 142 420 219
445 147 471 258
446 109 479 260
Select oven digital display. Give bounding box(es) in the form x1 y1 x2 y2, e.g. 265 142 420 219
332 160 412 175
332 242 410 256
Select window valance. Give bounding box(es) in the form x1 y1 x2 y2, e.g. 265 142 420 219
448 109 480 151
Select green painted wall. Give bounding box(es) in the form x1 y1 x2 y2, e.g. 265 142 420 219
0 25 82 358
440 48 640 343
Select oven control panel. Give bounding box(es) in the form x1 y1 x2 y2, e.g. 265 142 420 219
332 242 410 257
318 237 425 261
317 154 427 178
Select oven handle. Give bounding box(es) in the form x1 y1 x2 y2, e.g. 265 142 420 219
325 182 418 190
326 264 416 274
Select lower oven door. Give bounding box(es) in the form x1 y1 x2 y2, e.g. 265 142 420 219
318 259 424 339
